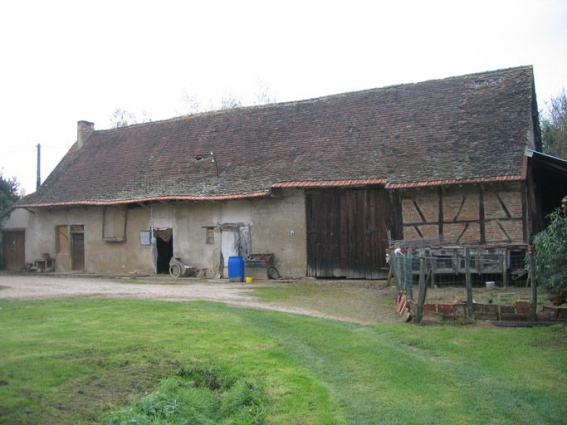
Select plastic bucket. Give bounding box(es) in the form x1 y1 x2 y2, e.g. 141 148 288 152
228 256 245 282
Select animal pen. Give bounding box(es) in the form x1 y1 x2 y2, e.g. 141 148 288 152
388 244 566 324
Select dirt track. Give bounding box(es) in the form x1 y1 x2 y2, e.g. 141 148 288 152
0 274 373 323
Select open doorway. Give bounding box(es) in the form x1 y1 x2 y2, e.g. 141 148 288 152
154 228 173 274
220 225 251 277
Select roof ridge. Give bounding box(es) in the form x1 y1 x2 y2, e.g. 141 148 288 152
94 65 533 135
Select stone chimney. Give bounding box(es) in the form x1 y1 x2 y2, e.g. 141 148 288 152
77 120 95 149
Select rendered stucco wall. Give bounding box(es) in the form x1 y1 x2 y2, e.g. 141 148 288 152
14 206 154 274
250 189 307 278
8 189 307 278
1 208 31 229
156 188 307 278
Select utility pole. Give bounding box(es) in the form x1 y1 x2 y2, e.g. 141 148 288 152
36 143 41 190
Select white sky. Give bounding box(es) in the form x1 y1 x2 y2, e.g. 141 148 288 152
1 0 566 195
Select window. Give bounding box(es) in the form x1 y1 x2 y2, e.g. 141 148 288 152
102 206 127 242
206 227 214 244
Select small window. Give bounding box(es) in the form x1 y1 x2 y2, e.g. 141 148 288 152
139 230 151 246
206 227 214 245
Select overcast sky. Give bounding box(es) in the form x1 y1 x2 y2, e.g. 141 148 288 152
1 0 566 195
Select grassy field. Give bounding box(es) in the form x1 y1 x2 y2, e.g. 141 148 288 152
0 297 566 424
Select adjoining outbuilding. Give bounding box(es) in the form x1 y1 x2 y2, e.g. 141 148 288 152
2 66 559 278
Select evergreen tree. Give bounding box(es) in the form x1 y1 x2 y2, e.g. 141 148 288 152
0 173 20 217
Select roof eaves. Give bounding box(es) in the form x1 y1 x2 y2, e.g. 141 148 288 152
16 191 270 209
385 175 523 189
272 178 388 188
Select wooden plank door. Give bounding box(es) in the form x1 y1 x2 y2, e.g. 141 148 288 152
307 188 392 279
343 189 392 279
306 189 343 277
71 232 85 271
2 231 25 271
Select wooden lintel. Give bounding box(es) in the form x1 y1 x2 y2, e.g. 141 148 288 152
403 217 522 227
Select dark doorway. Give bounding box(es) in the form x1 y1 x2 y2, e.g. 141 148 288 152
155 229 173 274
2 230 25 271
306 188 395 279
71 226 85 271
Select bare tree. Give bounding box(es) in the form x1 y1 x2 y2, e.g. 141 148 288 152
110 108 137 128
109 108 151 128
179 81 275 115
180 89 203 115
140 110 152 124
254 79 276 105
219 92 242 110
541 90 567 159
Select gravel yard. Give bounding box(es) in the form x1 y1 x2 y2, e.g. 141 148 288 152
0 274 395 324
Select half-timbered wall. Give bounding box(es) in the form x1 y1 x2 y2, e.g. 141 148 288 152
401 182 524 244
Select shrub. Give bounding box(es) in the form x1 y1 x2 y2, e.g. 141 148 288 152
528 208 567 293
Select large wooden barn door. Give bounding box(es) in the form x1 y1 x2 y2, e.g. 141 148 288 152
306 188 392 279
307 190 342 278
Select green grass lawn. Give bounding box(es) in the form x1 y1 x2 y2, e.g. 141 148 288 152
251 283 397 324
0 297 566 424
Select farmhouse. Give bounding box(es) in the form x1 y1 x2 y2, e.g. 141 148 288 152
2 66 561 278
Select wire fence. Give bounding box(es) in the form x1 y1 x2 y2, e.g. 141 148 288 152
387 245 542 323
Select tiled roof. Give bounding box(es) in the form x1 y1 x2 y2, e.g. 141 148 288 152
20 66 536 207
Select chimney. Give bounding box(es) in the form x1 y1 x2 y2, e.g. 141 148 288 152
77 120 95 149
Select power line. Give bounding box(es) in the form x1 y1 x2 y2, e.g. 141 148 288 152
0 147 34 156
0 145 70 159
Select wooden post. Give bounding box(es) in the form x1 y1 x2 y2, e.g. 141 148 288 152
465 248 473 316
405 250 413 300
502 250 508 288
417 254 427 323
391 253 401 293
425 250 432 288
397 251 405 292
528 246 537 321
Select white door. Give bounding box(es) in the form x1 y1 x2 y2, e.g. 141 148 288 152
221 227 239 277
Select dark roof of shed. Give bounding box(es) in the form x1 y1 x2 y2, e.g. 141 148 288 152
20 65 536 207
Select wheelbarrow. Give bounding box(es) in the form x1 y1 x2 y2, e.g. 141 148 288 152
169 257 196 278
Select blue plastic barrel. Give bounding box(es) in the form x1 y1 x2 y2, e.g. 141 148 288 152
228 256 245 282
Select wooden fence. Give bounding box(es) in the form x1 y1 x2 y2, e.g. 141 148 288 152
389 247 537 323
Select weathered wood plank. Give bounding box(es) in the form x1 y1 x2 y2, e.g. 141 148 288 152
307 188 392 279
